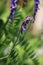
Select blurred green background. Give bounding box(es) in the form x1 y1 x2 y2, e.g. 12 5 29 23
0 0 43 65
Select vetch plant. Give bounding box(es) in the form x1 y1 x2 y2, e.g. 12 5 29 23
8 0 18 22
21 0 40 33
21 16 33 33
0 0 40 65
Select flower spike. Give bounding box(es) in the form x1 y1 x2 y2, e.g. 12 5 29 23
9 0 18 22
21 0 40 33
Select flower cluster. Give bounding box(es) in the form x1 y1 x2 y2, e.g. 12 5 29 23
21 16 33 33
33 0 39 19
9 0 18 22
21 0 40 33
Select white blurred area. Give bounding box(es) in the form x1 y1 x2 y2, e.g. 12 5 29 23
36 45 43 56
32 0 43 56
32 0 43 35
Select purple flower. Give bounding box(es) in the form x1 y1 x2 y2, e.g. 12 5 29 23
33 0 40 19
9 0 18 22
21 0 40 33
21 17 33 33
